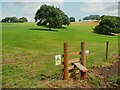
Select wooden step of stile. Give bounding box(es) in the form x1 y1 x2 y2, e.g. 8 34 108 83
73 62 87 72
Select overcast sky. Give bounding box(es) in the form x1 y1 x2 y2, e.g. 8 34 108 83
0 0 119 22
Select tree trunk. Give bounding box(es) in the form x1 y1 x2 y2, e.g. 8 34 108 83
109 31 111 35
49 22 51 30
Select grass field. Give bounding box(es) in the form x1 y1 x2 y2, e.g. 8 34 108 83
2 21 118 88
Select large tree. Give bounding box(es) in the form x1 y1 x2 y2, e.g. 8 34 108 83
34 4 70 30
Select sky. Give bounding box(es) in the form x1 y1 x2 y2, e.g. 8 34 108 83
0 0 119 22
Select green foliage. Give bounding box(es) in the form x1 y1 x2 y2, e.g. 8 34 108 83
1 17 18 22
19 17 28 23
94 15 120 35
35 4 70 30
1 17 28 23
109 76 120 87
116 77 120 86
83 15 101 21
96 15 101 20
79 19 81 22
101 15 105 19
88 76 101 87
69 17 76 22
56 8 70 26
83 16 90 21
83 15 91 21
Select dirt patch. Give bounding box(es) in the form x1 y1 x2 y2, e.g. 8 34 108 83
49 55 120 88
70 21 99 26
89 59 120 78
88 57 120 87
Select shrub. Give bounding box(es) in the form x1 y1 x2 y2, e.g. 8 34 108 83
94 15 120 35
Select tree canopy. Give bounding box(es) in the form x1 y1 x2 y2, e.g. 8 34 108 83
94 15 120 35
34 4 70 30
69 17 76 22
79 19 81 22
19 17 28 22
1 17 28 23
83 15 101 21
83 16 90 21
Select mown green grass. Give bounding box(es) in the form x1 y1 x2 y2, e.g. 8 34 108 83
2 22 118 88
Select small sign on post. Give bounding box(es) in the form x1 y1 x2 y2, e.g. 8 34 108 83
85 50 90 56
55 55 62 65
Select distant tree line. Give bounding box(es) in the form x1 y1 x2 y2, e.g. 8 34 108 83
35 4 70 30
69 15 101 22
94 15 120 35
83 15 101 21
69 17 76 22
1 17 28 23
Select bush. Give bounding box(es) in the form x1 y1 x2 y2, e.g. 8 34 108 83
94 15 120 35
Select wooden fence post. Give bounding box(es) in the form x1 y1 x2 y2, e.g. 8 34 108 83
81 42 86 79
81 42 86 67
106 41 109 62
63 43 69 80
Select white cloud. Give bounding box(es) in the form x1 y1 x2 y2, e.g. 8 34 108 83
80 2 118 16
1 0 119 22
1 0 63 2
1 0 119 2
86 0 119 2
2 2 64 22
81 2 105 13
0 3 2 20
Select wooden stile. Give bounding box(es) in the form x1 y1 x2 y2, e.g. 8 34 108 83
81 72 86 79
76 70 80 74
81 42 86 67
63 42 87 80
69 58 80 64
63 43 69 80
73 62 87 72
68 65 74 71
69 51 81 56
81 42 86 79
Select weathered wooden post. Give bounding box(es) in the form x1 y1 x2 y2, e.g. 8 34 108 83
81 42 86 79
106 41 109 62
63 43 69 80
